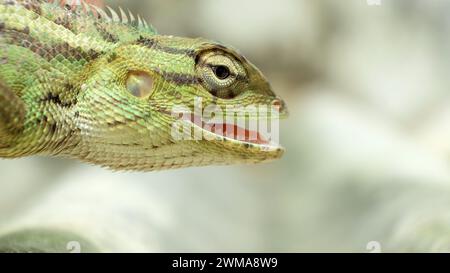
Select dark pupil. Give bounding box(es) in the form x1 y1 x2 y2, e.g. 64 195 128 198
213 65 230 80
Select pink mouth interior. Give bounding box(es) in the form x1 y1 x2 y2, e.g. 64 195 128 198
186 114 269 145
208 123 268 145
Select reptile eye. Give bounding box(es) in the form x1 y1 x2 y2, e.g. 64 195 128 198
213 65 230 80
126 71 154 98
196 50 247 98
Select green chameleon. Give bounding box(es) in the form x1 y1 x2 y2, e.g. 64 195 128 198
0 0 288 171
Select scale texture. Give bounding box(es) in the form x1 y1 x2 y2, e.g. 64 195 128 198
0 0 288 171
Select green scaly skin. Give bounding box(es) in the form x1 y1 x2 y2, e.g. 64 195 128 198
0 0 288 171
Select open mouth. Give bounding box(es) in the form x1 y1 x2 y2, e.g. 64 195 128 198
179 113 283 149
205 123 269 145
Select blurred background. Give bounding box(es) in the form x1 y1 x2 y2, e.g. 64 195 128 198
2 0 450 252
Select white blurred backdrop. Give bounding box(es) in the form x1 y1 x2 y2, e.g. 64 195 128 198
2 0 450 252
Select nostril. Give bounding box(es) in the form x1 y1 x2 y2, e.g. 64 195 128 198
271 99 289 118
272 99 282 108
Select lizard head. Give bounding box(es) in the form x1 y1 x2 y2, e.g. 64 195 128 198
0 2 287 171
79 36 288 170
